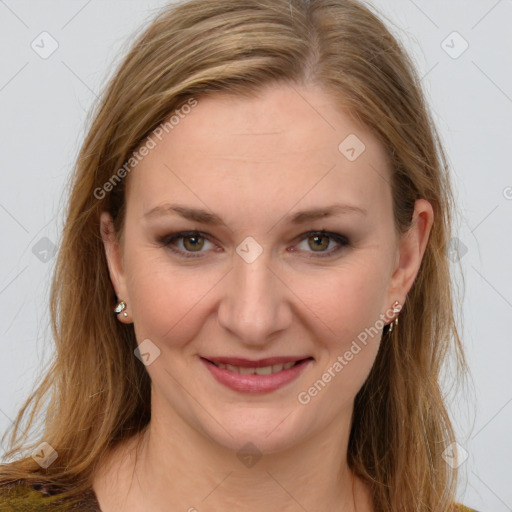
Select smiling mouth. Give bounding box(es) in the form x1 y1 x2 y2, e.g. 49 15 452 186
202 357 313 375
200 356 314 394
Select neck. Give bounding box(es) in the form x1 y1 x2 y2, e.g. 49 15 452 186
93 399 373 512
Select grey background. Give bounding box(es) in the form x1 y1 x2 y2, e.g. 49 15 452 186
0 1 511 510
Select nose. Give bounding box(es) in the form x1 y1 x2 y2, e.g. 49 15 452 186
217 249 293 346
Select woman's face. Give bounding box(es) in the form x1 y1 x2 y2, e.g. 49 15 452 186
101 83 432 454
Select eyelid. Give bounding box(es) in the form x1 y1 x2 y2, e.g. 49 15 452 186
158 230 216 259
293 230 349 258
158 230 349 259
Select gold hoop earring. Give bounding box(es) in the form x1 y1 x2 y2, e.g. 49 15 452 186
388 300 401 333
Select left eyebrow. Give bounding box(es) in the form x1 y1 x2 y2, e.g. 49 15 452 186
286 204 368 224
143 203 368 225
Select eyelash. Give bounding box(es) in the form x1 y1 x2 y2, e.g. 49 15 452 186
157 230 350 259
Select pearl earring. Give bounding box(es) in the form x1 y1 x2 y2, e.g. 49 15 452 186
114 300 128 317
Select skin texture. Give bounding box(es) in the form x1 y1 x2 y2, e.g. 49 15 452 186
96 83 434 512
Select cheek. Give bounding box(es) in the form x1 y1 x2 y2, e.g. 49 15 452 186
291 258 390 397
124 249 219 344
291 258 390 343
293 265 387 411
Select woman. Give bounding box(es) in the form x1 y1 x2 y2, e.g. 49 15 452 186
0 0 477 510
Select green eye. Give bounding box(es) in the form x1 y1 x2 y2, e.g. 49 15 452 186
181 234 205 252
159 231 213 258
295 231 349 257
308 233 330 251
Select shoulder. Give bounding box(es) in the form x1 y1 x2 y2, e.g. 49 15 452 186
0 479 67 511
456 504 481 512
0 479 101 511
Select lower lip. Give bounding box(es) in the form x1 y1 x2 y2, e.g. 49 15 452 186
200 357 313 394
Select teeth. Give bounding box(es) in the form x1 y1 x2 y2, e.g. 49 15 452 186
214 361 298 374
239 366 256 375
255 366 273 375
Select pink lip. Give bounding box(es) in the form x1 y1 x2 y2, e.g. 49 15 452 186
200 357 313 394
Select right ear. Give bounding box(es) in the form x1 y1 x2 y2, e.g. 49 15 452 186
99 211 131 322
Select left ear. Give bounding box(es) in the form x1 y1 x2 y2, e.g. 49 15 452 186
386 198 434 306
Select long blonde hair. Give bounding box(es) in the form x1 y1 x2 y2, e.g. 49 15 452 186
1 0 467 510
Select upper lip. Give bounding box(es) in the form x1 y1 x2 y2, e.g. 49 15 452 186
201 356 313 368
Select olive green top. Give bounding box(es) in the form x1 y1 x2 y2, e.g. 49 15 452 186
0 479 481 511
0 479 101 511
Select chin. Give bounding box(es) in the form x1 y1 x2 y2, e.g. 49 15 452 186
197 408 308 456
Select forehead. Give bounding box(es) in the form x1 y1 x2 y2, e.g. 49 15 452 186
127 83 392 222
